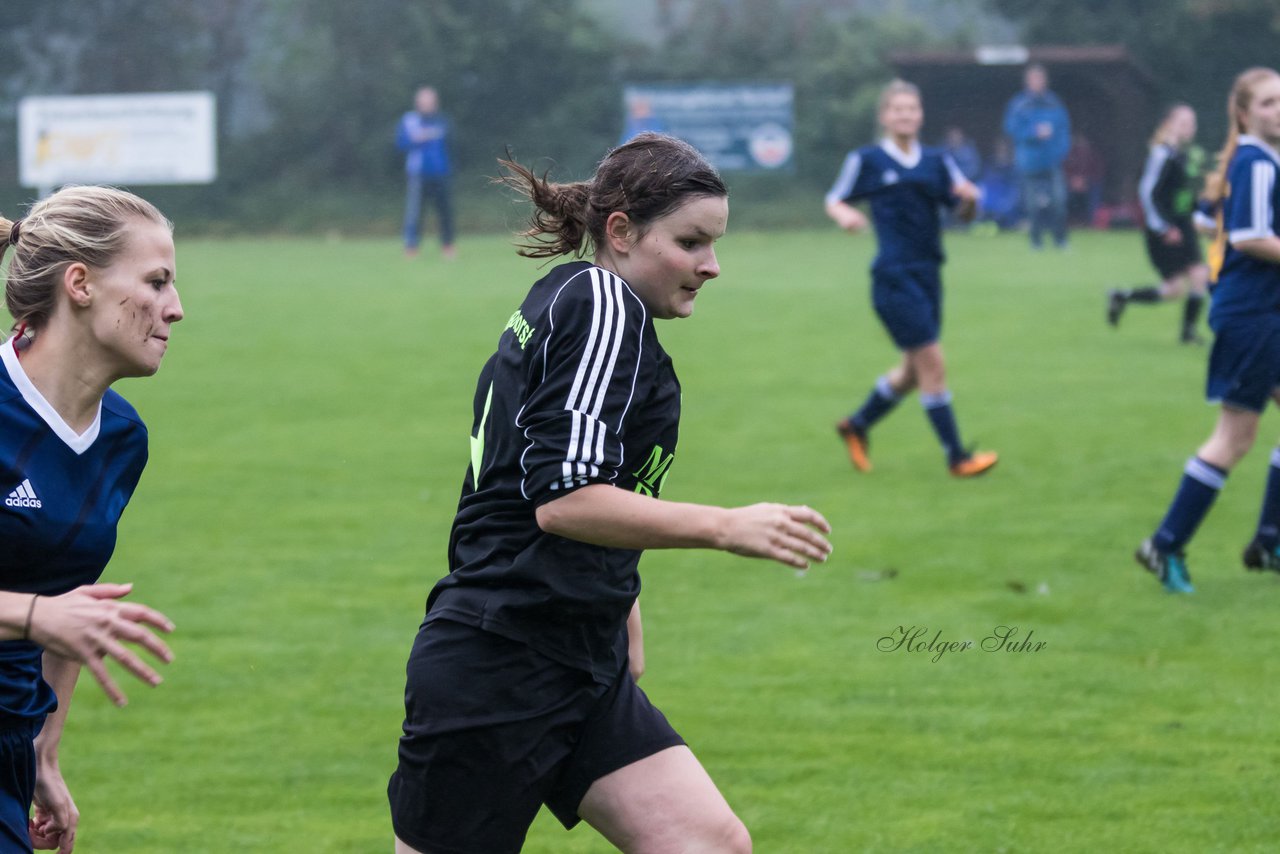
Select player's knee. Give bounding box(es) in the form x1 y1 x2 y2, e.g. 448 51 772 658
724 816 753 853
698 813 751 854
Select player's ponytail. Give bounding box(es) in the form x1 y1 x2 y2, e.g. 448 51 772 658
1204 67 1280 204
495 159 593 259
498 132 726 260
4 186 170 336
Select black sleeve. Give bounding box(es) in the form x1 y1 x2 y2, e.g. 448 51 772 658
519 267 647 505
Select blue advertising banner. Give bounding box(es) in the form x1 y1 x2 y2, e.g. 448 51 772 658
621 82 795 173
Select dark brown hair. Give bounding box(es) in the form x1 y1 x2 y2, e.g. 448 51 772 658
496 132 727 259
2 185 171 334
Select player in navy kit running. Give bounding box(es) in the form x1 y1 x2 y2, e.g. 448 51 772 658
1107 104 1211 343
825 80 998 477
388 134 833 854
0 187 181 851
1134 68 1280 592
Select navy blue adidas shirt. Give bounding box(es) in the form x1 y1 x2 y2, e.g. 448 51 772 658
1211 136 1280 325
825 140 966 272
0 339 148 721
426 261 680 684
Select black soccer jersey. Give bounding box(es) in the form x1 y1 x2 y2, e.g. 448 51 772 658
426 262 681 683
1139 143 1198 234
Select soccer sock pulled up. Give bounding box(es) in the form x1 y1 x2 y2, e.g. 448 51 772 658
1153 456 1227 553
1253 447 1280 550
849 375 901 431
1182 293 1205 335
921 390 965 465
1124 285 1163 303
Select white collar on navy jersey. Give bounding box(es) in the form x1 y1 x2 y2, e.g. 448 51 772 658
1238 134 1280 167
879 138 922 169
1 337 101 455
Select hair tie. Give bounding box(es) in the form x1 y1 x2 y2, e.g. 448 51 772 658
7 220 20 247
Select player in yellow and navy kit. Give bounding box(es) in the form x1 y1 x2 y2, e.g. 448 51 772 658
1135 68 1280 592
825 80 997 478
0 188 180 851
389 134 832 854
1107 104 1211 343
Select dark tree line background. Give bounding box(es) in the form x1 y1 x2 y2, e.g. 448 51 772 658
0 0 1276 234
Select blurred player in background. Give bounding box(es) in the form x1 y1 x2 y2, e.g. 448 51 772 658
388 133 831 854
397 85 456 260
1003 63 1072 250
1135 68 1280 592
1107 104 1210 343
0 187 181 851
825 80 998 478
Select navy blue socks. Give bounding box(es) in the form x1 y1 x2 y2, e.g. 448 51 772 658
921 390 965 465
1154 457 1228 553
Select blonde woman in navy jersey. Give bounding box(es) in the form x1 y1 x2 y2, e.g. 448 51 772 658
389 133 832 854
0 187 180 852
1135 68 1280 592
826 80 997 477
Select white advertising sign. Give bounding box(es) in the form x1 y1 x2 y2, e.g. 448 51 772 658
18 92 216 187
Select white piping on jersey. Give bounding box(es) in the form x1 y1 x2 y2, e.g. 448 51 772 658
824 151 862 206
0 338 100 455
1228 156 1277 244
879 138 922 169
941 153 968 192
517 266 645 500
1138 144 1173 233
1238 135 1280 168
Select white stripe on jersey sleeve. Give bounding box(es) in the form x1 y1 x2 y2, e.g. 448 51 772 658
559 268 630 491
1229 159 1277 243
586 270 627 419
824 151 863 206
1138 145 1171 233
942 153 968 189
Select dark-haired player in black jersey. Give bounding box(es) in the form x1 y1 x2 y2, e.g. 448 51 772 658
388 133 832 854
1108 104 1211 343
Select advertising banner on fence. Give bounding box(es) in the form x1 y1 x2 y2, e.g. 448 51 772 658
18 92 217 188
622 82 794 173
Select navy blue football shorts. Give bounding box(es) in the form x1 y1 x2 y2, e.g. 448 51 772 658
1145 221 1203 280
871 263 943 350
388 619 684 854
0 720 39 854
1206 315 1280 413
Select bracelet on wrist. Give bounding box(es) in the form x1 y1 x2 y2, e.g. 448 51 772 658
22 595 38 642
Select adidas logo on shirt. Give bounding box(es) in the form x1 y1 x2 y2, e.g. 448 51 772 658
4 479 41 509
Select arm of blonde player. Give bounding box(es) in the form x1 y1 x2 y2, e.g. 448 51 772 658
825 199 869 234
535 484 833 570
3 585 175 707
626 600 644 682
953 180 980 223
1232 235 1280 265
30 653 80 854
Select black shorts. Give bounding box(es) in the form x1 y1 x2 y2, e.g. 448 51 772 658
1144 222 1203 280
387 619 684 854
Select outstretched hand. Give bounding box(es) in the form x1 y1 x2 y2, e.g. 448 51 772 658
28 584 174 707
719 504 833 570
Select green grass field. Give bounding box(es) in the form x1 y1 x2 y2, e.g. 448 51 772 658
28 226 1280 852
